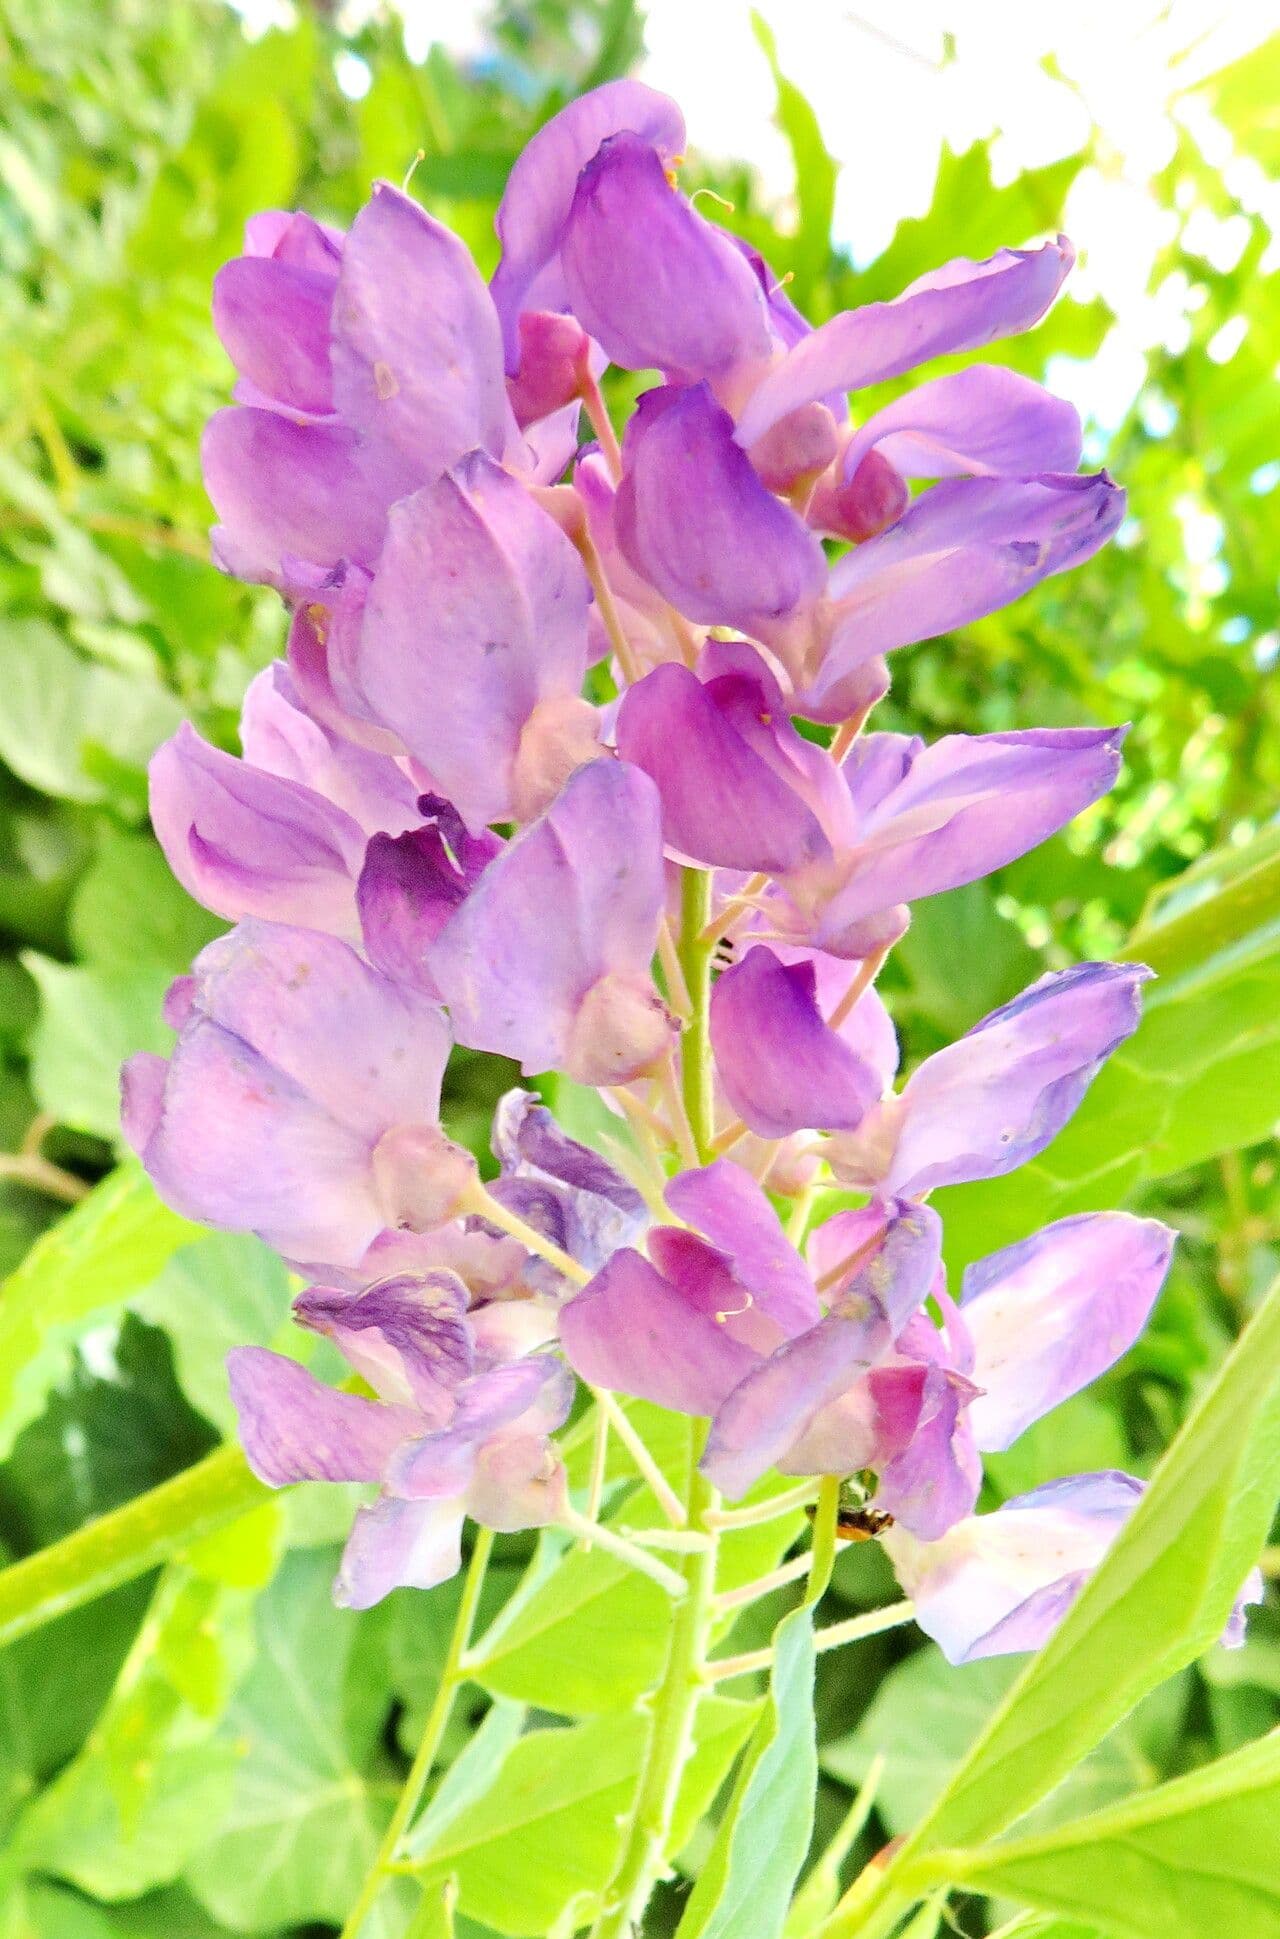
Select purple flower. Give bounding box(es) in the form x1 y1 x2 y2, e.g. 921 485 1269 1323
485 1087 650 1284
348 451 598 831
148 665 421 938
829 962 1151 1196
490 80 687 369
122 921 470 1269
709 946 884 1139
734 238 1076 450
885 1475 1264 1664
426 759 675 1086
357 800 502 995
205 183 521 587
228 1272 572 1606
619 645 1123 942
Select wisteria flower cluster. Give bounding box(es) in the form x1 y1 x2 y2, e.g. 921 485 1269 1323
125 78 1259 1673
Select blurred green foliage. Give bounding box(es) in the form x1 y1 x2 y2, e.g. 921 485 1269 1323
0 4 1276 1935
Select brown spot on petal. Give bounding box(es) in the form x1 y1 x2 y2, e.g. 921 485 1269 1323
374 361 399 400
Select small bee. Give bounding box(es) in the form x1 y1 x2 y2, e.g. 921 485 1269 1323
807 1478 894 1543
711 934 738 972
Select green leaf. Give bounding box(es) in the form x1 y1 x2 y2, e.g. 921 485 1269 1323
0 1165 198 1460
676 1604 817 1939
936 823 1280 1269
413 1697 759 1936
469 1472 806 1714
9 1559 258 1898
69 828 222 975
0 618 183 804
133 1230 292 1434
922 1732 1280 1938
822 1653 1183 1839
22 953 174 1142
182 1547 394 1929
854 1269 1280 1917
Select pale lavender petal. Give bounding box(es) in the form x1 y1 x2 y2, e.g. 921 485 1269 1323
227 1346 417 1486
878 962 1151 1198
735 238 1075 448
126 1018 385 1265
468 1430 568 1533
710 946 882 1139
665 1159 819 1335
202 407 417 585
884 1471 1142 1664
331 182 515 470
189 921 452 1140
239 662 420 836
842 366 1083 482
561 134 773 380
806 725 1127 950
490 79 686 367
293 1272 473 1413
212 256 335 415
148 722 367 936
335 1494 465 1607
428 760 671 1084
244 209 344 273
351 453 592 831
616 384 826 636
961 1212 1175 1451
615 661 829 872
559 1246 760 1416
388 1358 571 1499
803 472 1126 704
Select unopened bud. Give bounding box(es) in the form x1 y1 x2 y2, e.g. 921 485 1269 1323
809 447 909 543
565 973 676 1087
371 1124 479 1231
506 309 592 427
748 402 840 494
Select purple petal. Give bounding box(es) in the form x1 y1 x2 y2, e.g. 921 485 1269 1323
842 366 1083 482
665 1159 819 1336
803 473 1126 703
961 1212 1175 1451
335 1494 465 1607
559 1245 760 1416
357 810 502 994
615 660 830 872
149 722 367 936
615 384 826 638
884 1470 1142 1664
701 1199 942 1497
227 1346 418 1486
202 407 417 585
243 209 344 274
709 946 883 1139
239 662 421 836
561 134 773 380
331 182 515 471
490 79 686 367
188 921 452 1141
428 759 672 1084
293 1271 473 1413
735 238 1074 448
351 453 593 831
388 1358 572 1500
871 1370 982 1540
489 1087 647 1277
801 725 1126 952
875 961 1151 1197
213 256 335 415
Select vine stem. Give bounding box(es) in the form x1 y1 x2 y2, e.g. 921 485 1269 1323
588 867 722 1938
339 1528 494 1939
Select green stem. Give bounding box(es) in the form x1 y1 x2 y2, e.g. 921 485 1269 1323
589 1448 719 1939
341 1527 494 1939
806 1474 841 1606
678 866 715 1161
0 1444 268 1646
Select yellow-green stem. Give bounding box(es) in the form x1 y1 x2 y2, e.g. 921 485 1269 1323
806 1474 841 1606
0 1444 268 1646
589 1449 719 1939
341 1528 494 1939
678 867 715 1161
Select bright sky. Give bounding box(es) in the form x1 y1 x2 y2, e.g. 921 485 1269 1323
234 0 1275 426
